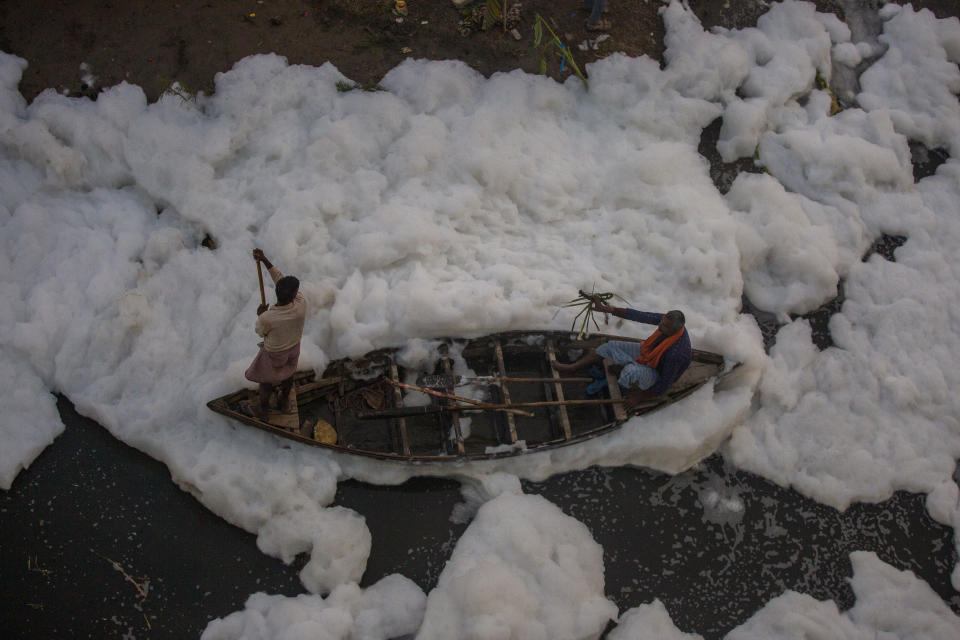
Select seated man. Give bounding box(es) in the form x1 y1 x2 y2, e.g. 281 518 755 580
555 301 691 408
244 248 307 419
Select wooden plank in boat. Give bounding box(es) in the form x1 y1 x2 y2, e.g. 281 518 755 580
545 340 572 440
295 377 341 393
442 358 466 455
672 360 720 387
389 363 410 456
493 339 518 443
602 359 628 422
260 386 299 431
296 377 344 406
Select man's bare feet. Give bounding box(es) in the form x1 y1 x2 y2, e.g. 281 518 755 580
241 400 269 421
278 392 293 414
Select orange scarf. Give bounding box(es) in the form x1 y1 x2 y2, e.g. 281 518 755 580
635 327 685 369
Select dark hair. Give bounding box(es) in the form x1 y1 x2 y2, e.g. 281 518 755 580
276 276 299 305
665 310 685 330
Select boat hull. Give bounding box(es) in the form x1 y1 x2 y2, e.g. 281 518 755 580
207 330 733 462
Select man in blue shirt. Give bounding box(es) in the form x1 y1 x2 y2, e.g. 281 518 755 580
555 301 692 408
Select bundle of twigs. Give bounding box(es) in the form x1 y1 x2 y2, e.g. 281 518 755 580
563 289 628 338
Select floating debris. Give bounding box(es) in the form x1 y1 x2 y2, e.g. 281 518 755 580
578 34 610 51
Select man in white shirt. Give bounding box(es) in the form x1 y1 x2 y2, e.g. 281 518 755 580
244 248 307 419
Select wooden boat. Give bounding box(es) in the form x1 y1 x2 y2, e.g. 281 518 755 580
207 330 736 462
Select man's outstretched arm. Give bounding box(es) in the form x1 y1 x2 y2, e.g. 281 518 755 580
591 301 661 326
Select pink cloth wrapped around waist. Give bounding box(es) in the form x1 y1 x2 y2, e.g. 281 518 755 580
244 343 300 384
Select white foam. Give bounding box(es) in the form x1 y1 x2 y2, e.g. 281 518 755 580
611 552 959 639
2 0 959 634
726 551 960 640
201 574 426 640
416 492 618 640
607 599 702 640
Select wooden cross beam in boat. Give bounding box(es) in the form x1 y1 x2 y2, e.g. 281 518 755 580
545 339 573 439
389 363 411 456
442 358 466 456
493 339 519 443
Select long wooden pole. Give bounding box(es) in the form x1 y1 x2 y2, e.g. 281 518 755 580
358 396 658 420
438 397 655 410
462 376 593 384
498 397 651 409
384 379 534 417
387 379 660 410
256 259 266 306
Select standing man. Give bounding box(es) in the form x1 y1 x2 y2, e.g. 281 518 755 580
555 298 691 408
244 248 307 420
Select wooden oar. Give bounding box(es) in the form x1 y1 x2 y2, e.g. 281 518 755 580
256 259 266 307
384 379 534 417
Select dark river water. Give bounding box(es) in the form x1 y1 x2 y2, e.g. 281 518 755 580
1 395 956 639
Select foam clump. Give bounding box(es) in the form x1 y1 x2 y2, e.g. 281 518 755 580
725 552 960 640
0 354 62 489
202 574 426 640
607 599 702 640
609 552 959 639
416 492 618 640
859 5 960 153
